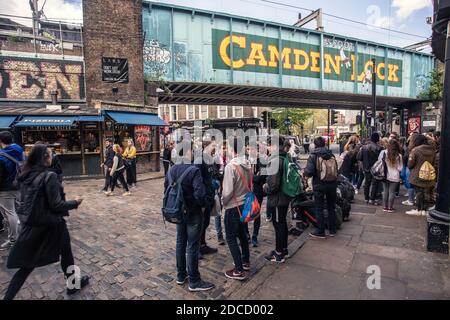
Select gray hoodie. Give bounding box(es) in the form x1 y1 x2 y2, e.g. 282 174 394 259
222 156 252 210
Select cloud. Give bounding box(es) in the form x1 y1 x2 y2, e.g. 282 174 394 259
392 0 432 20
2 0 82 26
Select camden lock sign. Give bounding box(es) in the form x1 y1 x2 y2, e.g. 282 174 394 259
212 29 403 87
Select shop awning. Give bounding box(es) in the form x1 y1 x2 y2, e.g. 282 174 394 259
78 115 104 122
15 116 78 127
105 111 166 126
0 116 17 129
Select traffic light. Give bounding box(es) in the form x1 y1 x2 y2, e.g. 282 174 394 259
330 109 339 125
262 111 268 128
270 118 277 128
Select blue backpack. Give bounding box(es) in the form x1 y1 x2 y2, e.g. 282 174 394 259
162 166 196 224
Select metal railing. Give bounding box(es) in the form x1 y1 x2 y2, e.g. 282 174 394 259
0 13 83 58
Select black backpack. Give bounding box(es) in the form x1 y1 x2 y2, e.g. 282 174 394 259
0 151 23 190
16 171 49 226
162 166 196 224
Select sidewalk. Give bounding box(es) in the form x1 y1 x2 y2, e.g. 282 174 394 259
233 192 450 300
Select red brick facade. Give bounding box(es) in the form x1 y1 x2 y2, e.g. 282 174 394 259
83 0 145 106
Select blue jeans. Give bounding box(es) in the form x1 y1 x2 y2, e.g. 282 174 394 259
408 188 415 203
224 206 250 272
215 215 223 239
176 211 203 285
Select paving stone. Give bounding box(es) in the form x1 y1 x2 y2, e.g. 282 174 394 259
359 277 407 300
350 253 399 279
291 240 355 274
251 264 362 300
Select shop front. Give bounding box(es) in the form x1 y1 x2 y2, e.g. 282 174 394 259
14 115 104 177
103 110 165 173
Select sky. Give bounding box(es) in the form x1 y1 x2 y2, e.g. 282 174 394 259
0 0 434 49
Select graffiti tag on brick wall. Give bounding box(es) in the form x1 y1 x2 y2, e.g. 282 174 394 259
0 57 85 100
40 43 62 53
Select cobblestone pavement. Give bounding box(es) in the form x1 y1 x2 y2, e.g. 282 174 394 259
0 176 299 300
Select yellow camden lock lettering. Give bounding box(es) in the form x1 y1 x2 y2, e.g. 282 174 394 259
219 35 246 69
218 35 400 83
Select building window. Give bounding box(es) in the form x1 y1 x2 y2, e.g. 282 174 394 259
187 105 195 120
218 106 228 119
199 105 208 120
252 107 258 118
233 106 243 118
171 105 177 121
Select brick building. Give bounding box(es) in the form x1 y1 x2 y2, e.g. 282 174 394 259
0 0 164 178
158 104 266 138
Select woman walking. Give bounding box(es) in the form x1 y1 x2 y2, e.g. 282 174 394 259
106 144 131 196
379 139 403 213
3 144 89 300
123 139 137 188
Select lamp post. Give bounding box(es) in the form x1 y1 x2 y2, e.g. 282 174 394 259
430 19 450 223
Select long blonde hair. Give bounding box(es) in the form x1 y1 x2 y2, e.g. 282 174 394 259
113 144 121 153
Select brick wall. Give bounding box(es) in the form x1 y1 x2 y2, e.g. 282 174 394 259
83 0 145 106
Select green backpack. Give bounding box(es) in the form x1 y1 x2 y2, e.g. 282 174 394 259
280 155 303 198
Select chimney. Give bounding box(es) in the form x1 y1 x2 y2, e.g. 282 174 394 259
50 90 58 105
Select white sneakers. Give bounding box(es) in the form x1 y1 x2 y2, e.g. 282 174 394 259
402 200 414 206
405 209 427 216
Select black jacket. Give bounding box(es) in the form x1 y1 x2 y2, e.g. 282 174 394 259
103 146 115 168
339 144 361 178
264 151 292 208
164 164 206 214
196 163 216 210
252 159 267 204
7 168 79 269
163 147 172 162
357 141 382 172
304 147 338 189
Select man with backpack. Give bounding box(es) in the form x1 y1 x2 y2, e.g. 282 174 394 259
163 147 215 292
357 132 382 205
0 131 24 251
304 136 338 239
222 137 254 280
263 137 295 262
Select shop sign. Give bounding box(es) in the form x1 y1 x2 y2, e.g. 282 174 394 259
102 57 129 83
135 125 151 152
423 120 436 127
212 29 403 87
408 116 421 135
22 119 72 124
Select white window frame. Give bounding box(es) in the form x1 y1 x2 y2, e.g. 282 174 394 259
218 105 228 119
170 105 178 121
252 107 258 118
233 106 243 118
199 105 209 120
186 105 195 120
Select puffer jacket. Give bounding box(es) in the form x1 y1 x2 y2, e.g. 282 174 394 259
407 144 437 189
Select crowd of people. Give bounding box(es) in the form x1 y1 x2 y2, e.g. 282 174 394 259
162 134 342 292
0 127 441 298
339 130 440 215
101 138 137 197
